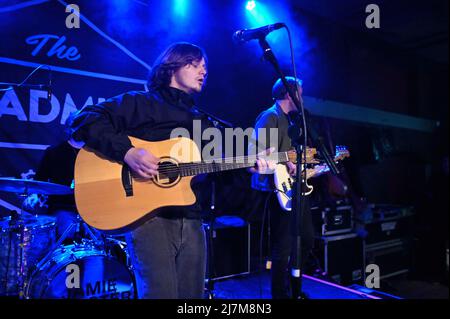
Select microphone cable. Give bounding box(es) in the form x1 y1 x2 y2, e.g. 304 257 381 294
0 64 52 93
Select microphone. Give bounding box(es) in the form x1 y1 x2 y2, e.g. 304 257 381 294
233 22 285 43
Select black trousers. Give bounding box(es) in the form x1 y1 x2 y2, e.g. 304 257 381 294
267 193 314 299
125 216 206 299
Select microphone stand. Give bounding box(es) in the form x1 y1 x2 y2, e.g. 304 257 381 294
192 106 234 129
204 179 216 299
191 107 233 299
256 37 306 299
256 37 339 299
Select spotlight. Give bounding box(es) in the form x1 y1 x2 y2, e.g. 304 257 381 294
174 0 188 18
246 1 256 11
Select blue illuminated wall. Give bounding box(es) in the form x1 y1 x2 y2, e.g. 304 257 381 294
0 0 447 217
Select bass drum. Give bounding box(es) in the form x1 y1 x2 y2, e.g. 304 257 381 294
26 243 136 299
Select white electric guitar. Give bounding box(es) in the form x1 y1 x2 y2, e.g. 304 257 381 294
274 146 350 211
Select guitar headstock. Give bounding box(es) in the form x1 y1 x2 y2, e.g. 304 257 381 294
287 147 317 164
334 145 350 161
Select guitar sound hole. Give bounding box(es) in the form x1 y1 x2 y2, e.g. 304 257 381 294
155 161 180 187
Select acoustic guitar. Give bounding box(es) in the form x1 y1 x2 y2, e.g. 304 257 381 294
74 136 315 232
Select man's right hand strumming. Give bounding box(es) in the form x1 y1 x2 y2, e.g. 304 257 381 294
124 147 160 179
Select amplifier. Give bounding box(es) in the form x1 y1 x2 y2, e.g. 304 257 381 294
312 205 354 236
204 216 250 280
358 206 414 280
360 212 414 245
364 238 413 280
359 204 414 223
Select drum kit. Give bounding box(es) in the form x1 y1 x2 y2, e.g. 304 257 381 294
0 177 136 299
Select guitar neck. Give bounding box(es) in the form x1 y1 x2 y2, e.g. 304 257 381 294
178 152 290 176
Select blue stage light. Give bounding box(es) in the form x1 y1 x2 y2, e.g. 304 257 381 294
246 1 256 11
245 1 271 28
174 0 188 18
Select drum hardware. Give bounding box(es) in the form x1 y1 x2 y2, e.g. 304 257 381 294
1 212 56 297
102 237 133 270
0 178 71 297
0 178 135 299
0 178 73 195
34 214 103 273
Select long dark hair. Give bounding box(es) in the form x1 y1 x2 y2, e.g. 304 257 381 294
148 42 207 90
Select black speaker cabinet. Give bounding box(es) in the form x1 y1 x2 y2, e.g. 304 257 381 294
204 216 250 280
314 233 364 285
364 238 412 280
358 206 414 280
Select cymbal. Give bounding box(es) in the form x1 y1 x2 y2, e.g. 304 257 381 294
0 178 73 195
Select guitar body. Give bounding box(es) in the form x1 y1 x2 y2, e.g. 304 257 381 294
274 164 313 212
274 146 350 211
74 137 200 232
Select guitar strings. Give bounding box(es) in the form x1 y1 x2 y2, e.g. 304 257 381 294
155 152 320 175
155 152 315 176
153 148 346 176
156 160 328 177
155 152 293 175
156 152 284 173
166 149 345 174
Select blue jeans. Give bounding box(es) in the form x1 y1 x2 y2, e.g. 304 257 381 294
126 216 206 299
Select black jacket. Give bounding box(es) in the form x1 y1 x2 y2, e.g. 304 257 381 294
71 86 211 219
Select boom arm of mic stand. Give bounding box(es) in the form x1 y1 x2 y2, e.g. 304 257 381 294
258 38 301 110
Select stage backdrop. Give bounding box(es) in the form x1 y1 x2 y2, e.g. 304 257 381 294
1 0 446 217
0 1 150 214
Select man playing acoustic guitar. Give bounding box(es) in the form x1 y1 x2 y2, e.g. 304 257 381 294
70 42 273 299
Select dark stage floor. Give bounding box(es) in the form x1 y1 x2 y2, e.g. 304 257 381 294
210 271 449 299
